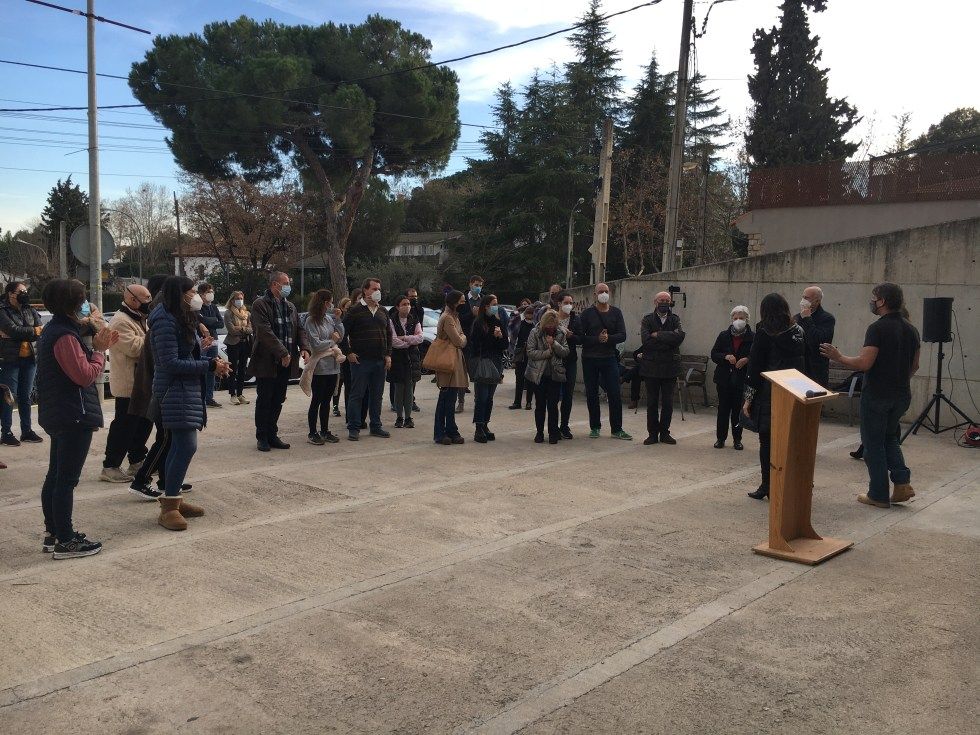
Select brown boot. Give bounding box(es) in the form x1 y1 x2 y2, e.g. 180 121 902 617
179 497 205 518
891 483 915 503
158 496 187 531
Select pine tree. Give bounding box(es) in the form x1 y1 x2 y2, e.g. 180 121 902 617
685 73 730 163
565 0 623 146
39 176 90 269
746 0 859 167
620 51 674 159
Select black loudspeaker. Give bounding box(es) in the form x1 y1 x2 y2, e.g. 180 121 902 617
922 297 953 343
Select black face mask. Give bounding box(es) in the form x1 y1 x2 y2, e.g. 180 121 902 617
16 292 30 306
656 304 670 315
138 301 151 315
456 303 467 314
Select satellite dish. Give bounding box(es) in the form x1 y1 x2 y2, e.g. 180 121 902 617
69 225 116 265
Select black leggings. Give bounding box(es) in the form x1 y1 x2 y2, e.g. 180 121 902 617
226 342 249 396
309 373 338 435
513 361 531 405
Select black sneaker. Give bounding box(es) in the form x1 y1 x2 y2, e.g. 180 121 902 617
559 427 573 440
257 439 271 452
268 437 290 450
412 402 421 413
43 534 56 553
348 431 360 441
321 431 340 443
129 483 163 501
394 417 404 428
206 400 222 408
370 428 391 438
659 432 677 445
52 532 102 560
1 433 20 447
20 430 43 443
308 433 325 445
332 406 341 417
508 404 521 410
404 418 415 429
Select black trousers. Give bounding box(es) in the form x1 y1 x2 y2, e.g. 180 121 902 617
255 366 290 441
131 411 170 489
41 428 94 541
644 377 675 437
759 424 771 490
559 357 577 429
533 376 561 438
513 361 531 406
226 342 249 395
103 397 153 468
716 383 743 443
308 373 338 435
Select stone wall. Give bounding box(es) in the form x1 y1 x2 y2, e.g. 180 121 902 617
565 218 980 424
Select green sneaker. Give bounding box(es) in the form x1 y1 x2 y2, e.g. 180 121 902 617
613 430 633 440
589 428 601 439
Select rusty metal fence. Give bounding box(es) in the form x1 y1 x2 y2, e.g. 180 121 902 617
748 153 980 210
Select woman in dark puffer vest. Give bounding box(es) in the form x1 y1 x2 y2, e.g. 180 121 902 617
36 278 119 559
148 276 230 530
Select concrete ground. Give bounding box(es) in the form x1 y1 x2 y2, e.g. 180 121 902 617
0 377 977 734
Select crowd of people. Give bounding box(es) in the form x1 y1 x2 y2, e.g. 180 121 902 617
0 271 921 559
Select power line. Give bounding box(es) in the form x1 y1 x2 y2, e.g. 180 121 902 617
24 0 151 34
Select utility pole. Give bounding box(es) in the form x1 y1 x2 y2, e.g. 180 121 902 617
662 0 694 274
300 227 306 297
58 221 67 277
566 197 585 288
588 118 614 284
86 0 102 312
173 191 183 276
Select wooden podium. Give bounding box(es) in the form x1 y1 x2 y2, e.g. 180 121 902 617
752 369 853 565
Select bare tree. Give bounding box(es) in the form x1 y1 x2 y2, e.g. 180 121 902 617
105 182 174 268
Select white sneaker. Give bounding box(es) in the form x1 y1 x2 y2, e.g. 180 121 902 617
126 461 143 476
229 395 241 405
100 467 132 483
238 395 250 404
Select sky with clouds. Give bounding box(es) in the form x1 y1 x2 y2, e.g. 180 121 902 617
1 0 977 235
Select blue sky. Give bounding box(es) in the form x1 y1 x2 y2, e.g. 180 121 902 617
1 0 977 235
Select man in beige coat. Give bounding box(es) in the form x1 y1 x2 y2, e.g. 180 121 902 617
100 284 154 483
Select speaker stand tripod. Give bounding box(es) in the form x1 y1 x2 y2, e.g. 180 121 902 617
901 342 975 443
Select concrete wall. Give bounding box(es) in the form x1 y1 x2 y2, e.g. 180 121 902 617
566 218 980 424
737 200 980 256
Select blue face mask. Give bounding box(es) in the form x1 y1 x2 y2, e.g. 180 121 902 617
471 285 482 295
78 301 91 318
280 284 292 298
488 305 498 316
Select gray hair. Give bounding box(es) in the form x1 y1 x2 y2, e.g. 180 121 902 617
269 271 288 285
731 305 750 319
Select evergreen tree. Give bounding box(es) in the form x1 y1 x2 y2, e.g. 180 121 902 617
685 73 731 163
565 0 623 146
620 51 674 159
746 0 859 167
910 108 980 153
39 176 90 272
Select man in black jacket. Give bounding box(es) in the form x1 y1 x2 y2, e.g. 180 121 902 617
197 282 223 408
639 291 685 445
578 283 632 440
342 277 392 441
794 285 835 388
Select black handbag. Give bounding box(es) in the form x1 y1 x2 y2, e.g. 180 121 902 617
471 356 502 384
739 398 761 433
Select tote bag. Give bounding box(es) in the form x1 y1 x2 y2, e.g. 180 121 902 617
471 357 502 384
422 337 457 374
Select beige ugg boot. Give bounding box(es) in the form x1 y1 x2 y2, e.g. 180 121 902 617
158 496 187 531
179 497 205 518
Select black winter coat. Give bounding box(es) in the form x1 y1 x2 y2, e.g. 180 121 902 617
35 315 103 434
710 327 754 389
794 305 835 386
744 323 806 424
469 315 508 369
0 301 42 363
639 311 685 379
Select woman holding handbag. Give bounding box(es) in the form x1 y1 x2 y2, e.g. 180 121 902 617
468 294 508 443
426 290 467 445
223 290 252 405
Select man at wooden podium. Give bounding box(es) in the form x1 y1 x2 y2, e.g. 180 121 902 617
820 283 920 509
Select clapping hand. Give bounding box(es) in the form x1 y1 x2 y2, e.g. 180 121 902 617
201 335 215 349
214 359 232 378
92 327 119 352
493 326 503 338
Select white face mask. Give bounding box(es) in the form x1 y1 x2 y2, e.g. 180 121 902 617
188 294 203 312
370 289 383 303
597 292 610 304
800 298 811 310
233 299 244 308
203 292 214 304
732 319 747 332
561 303 573 315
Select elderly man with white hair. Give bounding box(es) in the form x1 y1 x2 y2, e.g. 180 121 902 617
794 285 836 388
638 290 686 445
710 305 754 450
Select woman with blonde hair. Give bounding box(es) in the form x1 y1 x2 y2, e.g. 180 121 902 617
223 290 252 404
525 309 569 444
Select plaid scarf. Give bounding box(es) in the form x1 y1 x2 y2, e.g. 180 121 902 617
266 290 293 353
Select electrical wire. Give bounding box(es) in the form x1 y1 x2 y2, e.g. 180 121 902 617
951 308 980 416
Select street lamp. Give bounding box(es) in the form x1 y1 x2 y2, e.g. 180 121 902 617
103 208 144 281
14 238 50 274
566 197 586 289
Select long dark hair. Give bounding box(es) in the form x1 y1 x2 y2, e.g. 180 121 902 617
758 293 792 336
307 288 332 324
161 275 198 342
444 289 463 317
475 294 496 331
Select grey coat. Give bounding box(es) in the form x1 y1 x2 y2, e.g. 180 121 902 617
524 326 570 385
301 312 345 375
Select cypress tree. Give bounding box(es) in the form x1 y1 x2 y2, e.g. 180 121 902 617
620 51 674 159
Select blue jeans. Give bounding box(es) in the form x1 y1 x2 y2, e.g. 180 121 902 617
434 387 460 441
164 428 198 497
203 344 219 402
860 391 912 503
473 381 498 425
0 356 36 435
582 355 623 433
41 428 94 542
347 358 385 432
